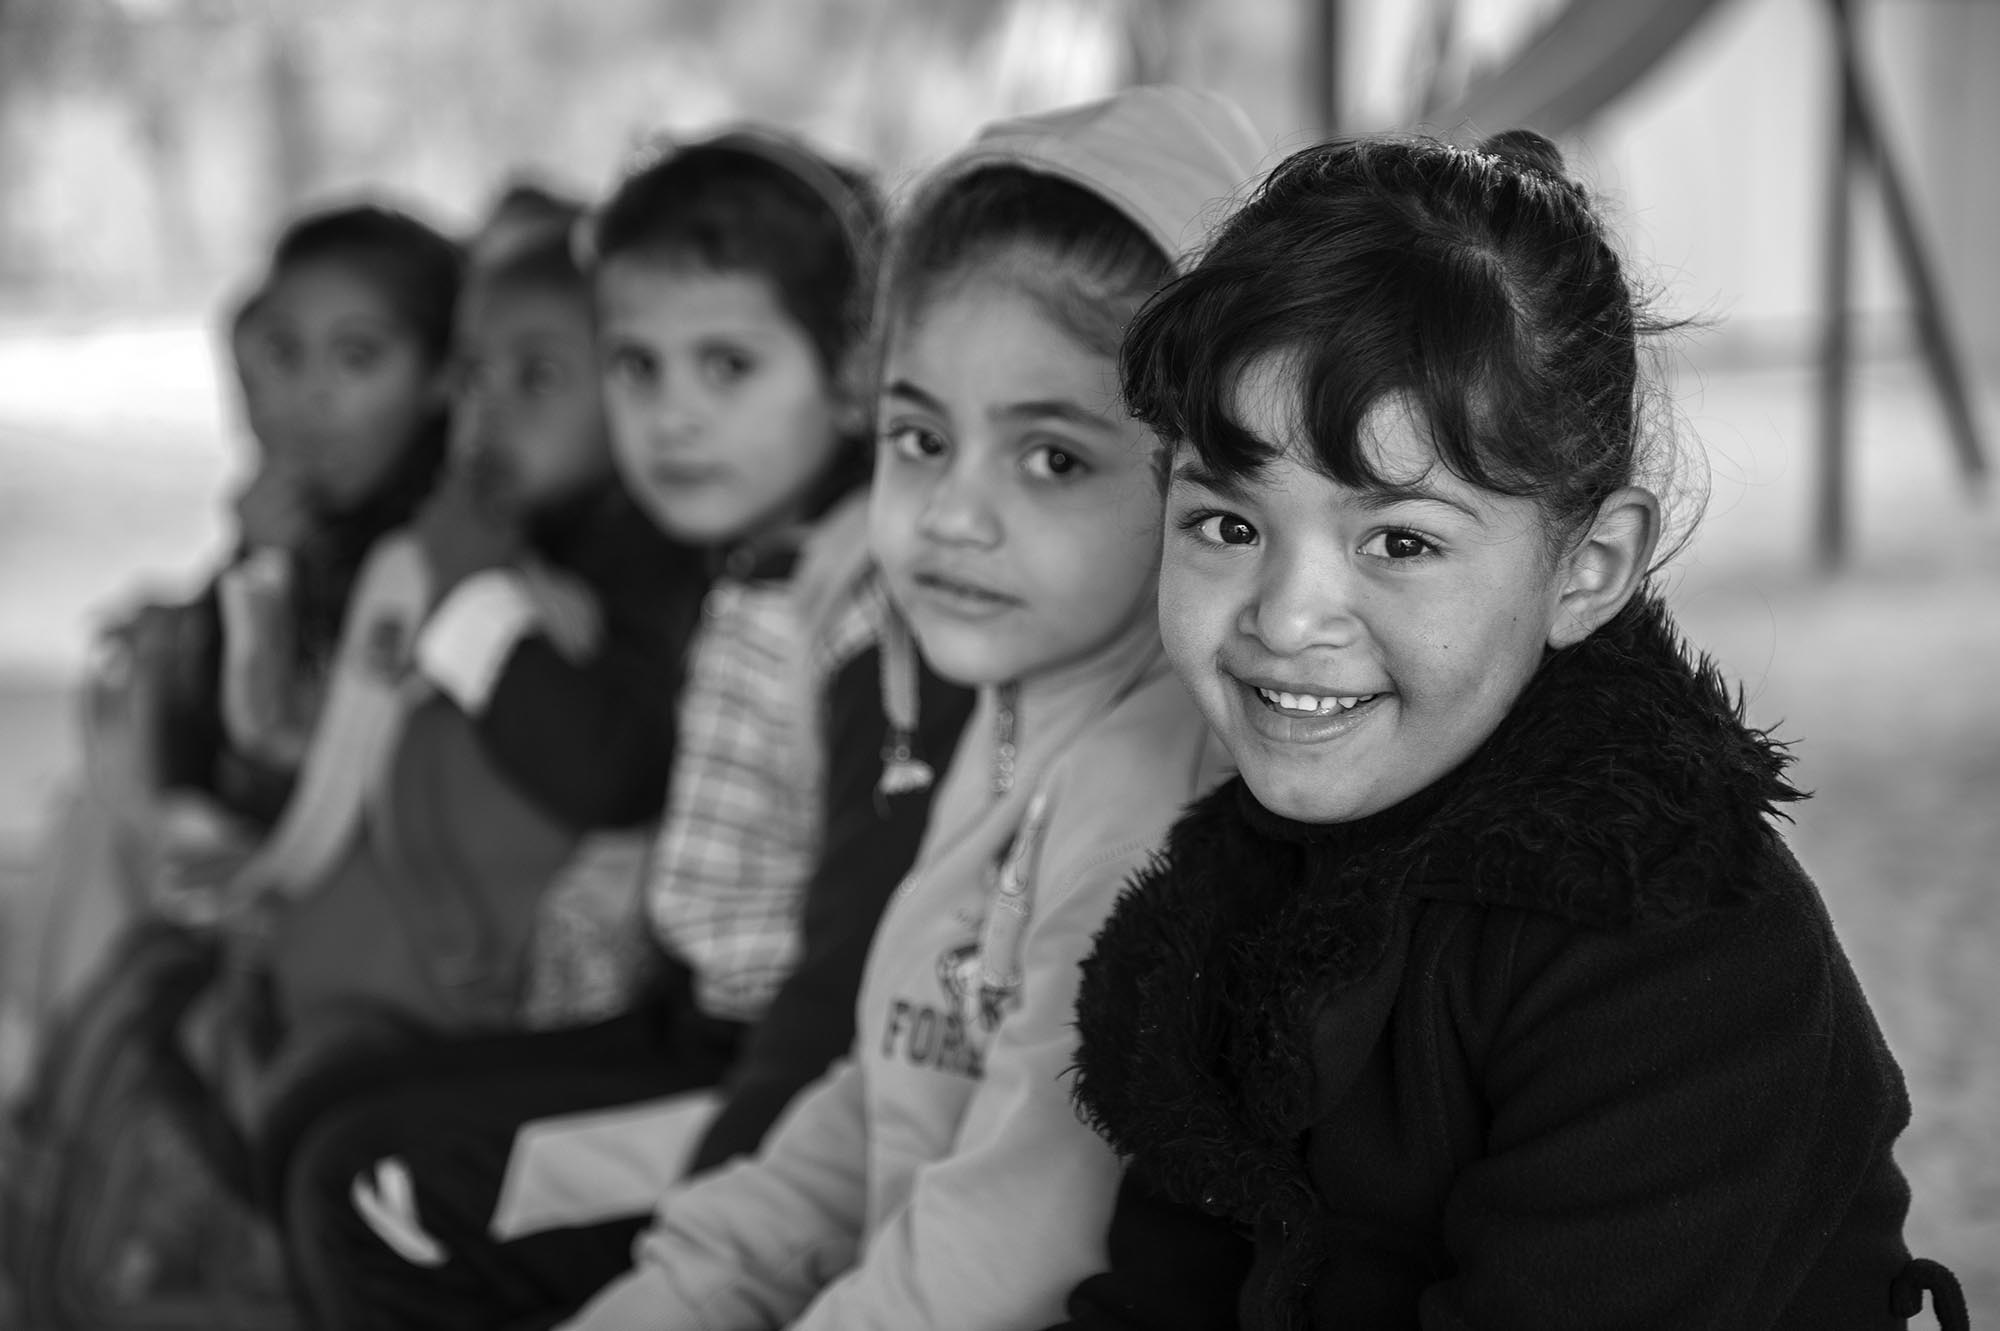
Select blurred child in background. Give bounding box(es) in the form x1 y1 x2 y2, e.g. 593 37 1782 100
3 203 461 1059
189 204 462 814
279 128 972 1331
217 213 714 1188
0 200 461 1323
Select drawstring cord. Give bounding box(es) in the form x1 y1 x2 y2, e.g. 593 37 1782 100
877 609 934 800
1890 1257 1968 1331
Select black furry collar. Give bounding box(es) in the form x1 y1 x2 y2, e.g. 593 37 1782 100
1071 595 1801 1320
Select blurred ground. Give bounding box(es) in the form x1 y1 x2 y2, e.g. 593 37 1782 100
0 318 1995 1318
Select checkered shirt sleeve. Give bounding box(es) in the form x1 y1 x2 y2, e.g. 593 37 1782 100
647 573 885 1022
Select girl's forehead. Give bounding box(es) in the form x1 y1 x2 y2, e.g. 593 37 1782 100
595 256 788 329
887 279 1099 373
263 259 403 329
461 278 589 333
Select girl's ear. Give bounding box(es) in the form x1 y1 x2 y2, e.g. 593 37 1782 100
1548 485 1660 649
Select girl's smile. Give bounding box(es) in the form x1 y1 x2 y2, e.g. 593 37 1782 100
1241 675 1384 726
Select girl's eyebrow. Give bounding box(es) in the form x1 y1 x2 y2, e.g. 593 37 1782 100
991 399 1115 432
1170 457 1251 500
1351 478 1479 520
328 314 395 337
882 378 946 415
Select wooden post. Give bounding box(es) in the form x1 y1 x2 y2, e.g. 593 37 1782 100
1817 0 1988 570
1816 0 1857 571
1311 0 1342 136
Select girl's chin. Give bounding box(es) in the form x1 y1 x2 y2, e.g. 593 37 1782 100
903 622 1021 690
1237 764 1382 826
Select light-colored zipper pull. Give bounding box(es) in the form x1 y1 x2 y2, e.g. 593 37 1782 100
978 785 1051 1003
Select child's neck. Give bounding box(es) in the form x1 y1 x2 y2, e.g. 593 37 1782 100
985 610 1165 784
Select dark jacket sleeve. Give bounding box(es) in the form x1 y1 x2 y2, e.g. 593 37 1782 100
469 510 708 834
150 576 228 796
1423 855 1915 1330
1054 1165 1256 1331
685 646 974 1173
149 573 296 828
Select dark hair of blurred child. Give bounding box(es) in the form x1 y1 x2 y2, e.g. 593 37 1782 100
270 128 975 1331
467 177 587 269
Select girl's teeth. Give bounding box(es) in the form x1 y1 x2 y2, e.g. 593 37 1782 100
1257 688 1376 714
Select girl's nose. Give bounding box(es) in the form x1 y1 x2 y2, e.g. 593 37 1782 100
453 391 494 452
648 386 702 452
1243 544 1362 655
304 363 340 414
916 460 1001 548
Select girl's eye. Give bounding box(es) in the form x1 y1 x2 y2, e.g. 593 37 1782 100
263 334 302 373
333 338 385 374
1021 444 1085 482
882 424 947 462
605 345 658 389
1362 529 1436 560
1188 512 1258 546
521 358 565 396
700 347 754 386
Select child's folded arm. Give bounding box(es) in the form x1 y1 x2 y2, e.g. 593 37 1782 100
411 569 541 713
559 1058 874 1331
414 568 684 832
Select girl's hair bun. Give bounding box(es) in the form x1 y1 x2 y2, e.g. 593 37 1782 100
1478 128 1568 181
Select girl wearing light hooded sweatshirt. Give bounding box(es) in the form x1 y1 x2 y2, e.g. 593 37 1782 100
559 86 1265 1331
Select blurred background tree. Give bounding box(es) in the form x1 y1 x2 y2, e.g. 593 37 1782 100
2 0 1995 374
0 0 1311 310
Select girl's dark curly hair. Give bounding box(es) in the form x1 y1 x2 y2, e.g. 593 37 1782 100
1124 129 1692 556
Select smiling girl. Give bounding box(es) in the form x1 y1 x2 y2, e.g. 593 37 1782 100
1060 132 1961 1330
555 87 1263 1331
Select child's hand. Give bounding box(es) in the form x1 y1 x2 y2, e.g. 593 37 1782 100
234 458 317 552
147 793 260 926
80 604 178 815
413 467 522 594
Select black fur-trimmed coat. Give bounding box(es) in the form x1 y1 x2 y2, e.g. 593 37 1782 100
1059 597 1937 1330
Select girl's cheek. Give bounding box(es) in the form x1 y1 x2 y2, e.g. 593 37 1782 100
875 473 922 545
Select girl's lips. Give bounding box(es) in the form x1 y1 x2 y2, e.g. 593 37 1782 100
645 461 729 488
1233 675 1386 743
907 569 1023 619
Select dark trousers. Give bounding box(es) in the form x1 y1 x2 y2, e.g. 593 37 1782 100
281 975 742 1331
